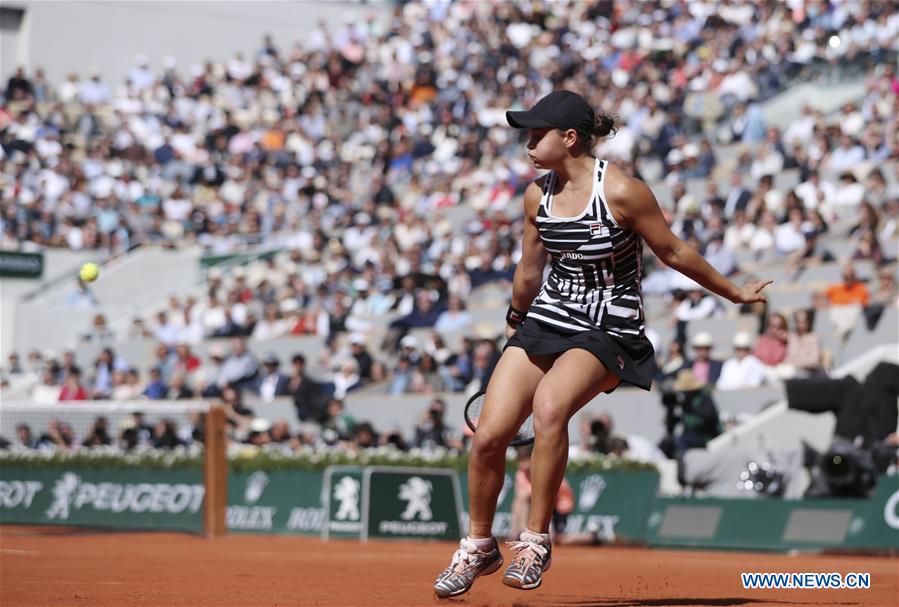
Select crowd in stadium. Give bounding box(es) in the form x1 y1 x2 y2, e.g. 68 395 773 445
2 1 898 456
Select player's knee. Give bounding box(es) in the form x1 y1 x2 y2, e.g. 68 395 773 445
532 399 567 435
470 428 509 457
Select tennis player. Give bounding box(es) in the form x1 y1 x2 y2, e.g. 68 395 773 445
434 91 771 597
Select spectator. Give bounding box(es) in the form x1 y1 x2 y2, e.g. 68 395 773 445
143 367 169 399
754 312 789 367
676 288 722 323
166 373 195 400
392 290 443 330
289 354 325 422
348 333 374 381
220 387 255 434
469 339 500 393
509 450 575 540
716 332 767 390
824 263 870 338
82 314 114 343
153 420 185 449
83 417 112 447
58 369 88 401
252 303 291 341
702 232 737 277
152 343 175 381
863 268 898 331
408 352 445 394
413 399 462 451
90 348 120 398
332 359 361 399
784 309 825 377
351 422 379 450
685 332 723 387
38 420 77 451
321 398 356 445
5 353 23 376
786 228 835 276
748 211 778 259
852 228 886 264
5 66 33 100
434 295 473 333
153 311 180 346
663 370 721 457
658 340 686 381
14 424 36 449
172 343 201 376
825 263 869 306
217 338 259 391
255 353 291 402
388 355 415 396
196 345 228 397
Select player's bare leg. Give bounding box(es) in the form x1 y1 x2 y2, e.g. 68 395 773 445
434 347 552 598
502 349 619 590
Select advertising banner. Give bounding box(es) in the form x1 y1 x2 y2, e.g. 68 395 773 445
0 467 204 533
321 466 364 540
362 467 462 541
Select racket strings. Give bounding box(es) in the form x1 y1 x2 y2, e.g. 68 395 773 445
464 393 535 447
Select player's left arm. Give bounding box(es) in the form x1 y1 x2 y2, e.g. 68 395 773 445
604 165 770 305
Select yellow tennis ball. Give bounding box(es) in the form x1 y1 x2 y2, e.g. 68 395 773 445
79 262 99 282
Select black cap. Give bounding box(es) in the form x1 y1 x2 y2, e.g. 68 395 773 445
506 90 595 133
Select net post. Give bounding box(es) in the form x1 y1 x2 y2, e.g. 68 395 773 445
203 404 228 538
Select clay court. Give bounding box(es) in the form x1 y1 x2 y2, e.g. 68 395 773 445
1 526 895 607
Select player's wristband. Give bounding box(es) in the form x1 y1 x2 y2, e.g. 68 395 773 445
506 305 526 327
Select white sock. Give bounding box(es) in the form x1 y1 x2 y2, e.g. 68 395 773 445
522 528 551 544
468 535 494 551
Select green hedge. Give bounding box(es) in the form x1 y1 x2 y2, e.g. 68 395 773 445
0 447 657 474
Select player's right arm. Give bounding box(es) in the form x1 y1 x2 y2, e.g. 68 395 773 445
508 180 548 337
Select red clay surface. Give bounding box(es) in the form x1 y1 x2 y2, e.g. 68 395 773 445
1 526 896 606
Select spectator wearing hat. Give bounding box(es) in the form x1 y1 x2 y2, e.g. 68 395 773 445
684 332 723 387
388 336 420 396
664 369 721 457
332 358 361 399
716 332 767 390
255 353 291 402
348 333 374 381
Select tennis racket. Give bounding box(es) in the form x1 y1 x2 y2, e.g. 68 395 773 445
463 390 535 447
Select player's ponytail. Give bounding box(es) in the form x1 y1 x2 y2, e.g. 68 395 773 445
593 113 617 138
577 112 616 152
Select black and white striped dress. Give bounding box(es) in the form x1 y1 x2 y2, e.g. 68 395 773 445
506 158 657 391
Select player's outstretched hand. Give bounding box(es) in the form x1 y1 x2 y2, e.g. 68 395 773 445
732 280 773 304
